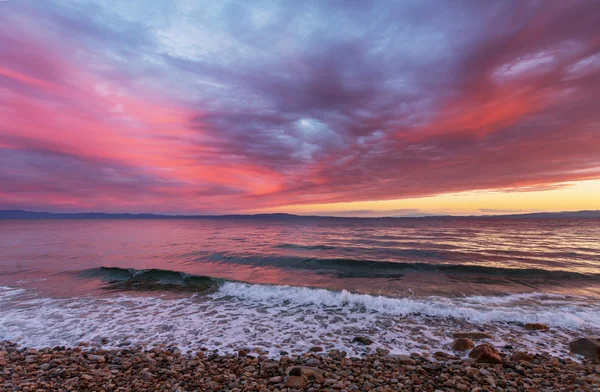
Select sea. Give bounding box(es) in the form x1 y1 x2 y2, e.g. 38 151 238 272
1 217 599 358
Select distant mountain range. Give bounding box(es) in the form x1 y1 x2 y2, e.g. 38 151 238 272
0 209 599 220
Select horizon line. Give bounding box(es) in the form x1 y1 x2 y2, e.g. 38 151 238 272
1 209 599 220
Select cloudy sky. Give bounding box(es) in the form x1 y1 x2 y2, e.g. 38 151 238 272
1 0 599 216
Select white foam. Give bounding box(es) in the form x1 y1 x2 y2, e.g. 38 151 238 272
217 282 600 329
0 283 597 358
0 286 26 299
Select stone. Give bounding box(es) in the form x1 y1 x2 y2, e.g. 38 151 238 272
375 347 390 356
286 366 325 383
468 344 502 363
389 355 415 365
268 376 282 383
511 351 533 362
305 357 320 367
433 351 457 360
352 336 373 345
568 337 600 359
309 346 323 352
238 349 249 357
89 355 105 363
261 361 279 372
451 338 475 351
141 371 154 381
452 332 493 340
79 374 93 382
524 323 549 331
284 375 307 389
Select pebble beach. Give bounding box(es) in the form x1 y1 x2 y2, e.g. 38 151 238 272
2 333 599 392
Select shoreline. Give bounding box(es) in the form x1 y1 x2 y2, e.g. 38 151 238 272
1 340 599 391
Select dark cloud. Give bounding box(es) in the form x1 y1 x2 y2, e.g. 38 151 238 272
0 0 599 213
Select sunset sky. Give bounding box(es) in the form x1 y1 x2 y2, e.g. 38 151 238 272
1 0 599 216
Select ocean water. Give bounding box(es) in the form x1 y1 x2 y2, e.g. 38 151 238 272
0 217 599 358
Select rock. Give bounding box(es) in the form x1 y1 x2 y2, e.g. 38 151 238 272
450 338 475 351
261 361 279 372
548 357 560 366
452 332 493 340
268 376 282 383
323 378 336 387
524 323 549 331
568 337 600 359
433 351 457 360
352 336 373 345
284 375 307 389
141 371 154 381
389 355 415 365
375 347 390 356
468 344 502 363
309 346 323 352
238 349 249 357
89 354 105 363
305 357 320 367
511 351 533 362
286 366 325 383
25 355 37 363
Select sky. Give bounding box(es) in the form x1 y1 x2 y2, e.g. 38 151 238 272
0 0 599 216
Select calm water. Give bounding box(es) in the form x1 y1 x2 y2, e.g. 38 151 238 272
1 217 599 357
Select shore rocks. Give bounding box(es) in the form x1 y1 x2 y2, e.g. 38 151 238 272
524 323 549 331
433 351 457 360
468 344 502 363
284 375 307 388
453 332 493 340
511 351 534 362
2 341 600 391
352 336 373 345
286 365 325 383
305 357 320 366
569 337 600 359
451 338 475 351
389 355 415 365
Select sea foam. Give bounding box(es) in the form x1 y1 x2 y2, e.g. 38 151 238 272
0 284 597 358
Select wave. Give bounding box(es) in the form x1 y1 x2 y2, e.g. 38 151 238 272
79 267 222 292
78 266 600 328
202 253 600 282
2 281 599 356
275 243 337 250
217 282 600 328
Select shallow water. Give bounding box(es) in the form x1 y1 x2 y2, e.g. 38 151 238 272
0 217 599 356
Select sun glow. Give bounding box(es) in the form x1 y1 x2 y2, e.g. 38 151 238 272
250 179 600 217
